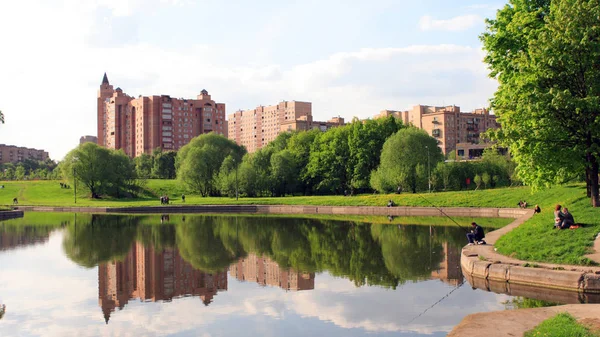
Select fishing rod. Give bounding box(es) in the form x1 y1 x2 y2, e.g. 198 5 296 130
405 281 465 325
414 192 471 233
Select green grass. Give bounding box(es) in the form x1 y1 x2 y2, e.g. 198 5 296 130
1 179 599 265
524 313 600 337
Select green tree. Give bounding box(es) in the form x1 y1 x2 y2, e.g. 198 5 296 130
152 150 177 179
61 143 137 198
15 166 25 180
176 133 245 196
270 149 297 196
371 127 443 193
481 0 600 206
306 126 351 194
134 153 153 178
482 172 491 189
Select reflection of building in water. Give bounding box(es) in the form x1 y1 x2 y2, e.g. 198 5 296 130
99 242 228 323
0 230 50 251
431 242 463 286
229 253 315 291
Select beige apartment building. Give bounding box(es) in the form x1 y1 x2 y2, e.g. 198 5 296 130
227 101 344 153
376 105 499 156
79 135 97 145
0 144 49 164
229 253 315 291
97 73 227 158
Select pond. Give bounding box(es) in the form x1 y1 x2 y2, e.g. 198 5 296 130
0 213 530 336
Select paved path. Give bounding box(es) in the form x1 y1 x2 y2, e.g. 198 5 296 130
450 209 600 336
449 304 600 337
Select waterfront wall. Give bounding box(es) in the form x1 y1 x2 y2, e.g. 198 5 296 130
0 210 24 220
15 205 528 218
461 251 600 294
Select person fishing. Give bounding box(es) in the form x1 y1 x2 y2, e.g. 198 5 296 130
466 222 486 245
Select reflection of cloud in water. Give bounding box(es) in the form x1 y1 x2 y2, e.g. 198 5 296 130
0 229 516 337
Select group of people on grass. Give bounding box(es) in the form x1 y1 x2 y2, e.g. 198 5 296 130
554 204 577 229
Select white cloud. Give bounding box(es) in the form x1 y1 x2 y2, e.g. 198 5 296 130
0 1 496 160
419 14 483 32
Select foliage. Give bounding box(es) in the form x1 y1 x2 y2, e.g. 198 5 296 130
524 313 599 337
176 133 245 196
60 143 139 198
371 127 443 193
481 0 600 206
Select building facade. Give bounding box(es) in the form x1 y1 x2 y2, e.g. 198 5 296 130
229 253 315 291
99 242 228 323
0 144 49 164
79 135 98 145
375 105 499 156
227 101 344 153
97 73 227 158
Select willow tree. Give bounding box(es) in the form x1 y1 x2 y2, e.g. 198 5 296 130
482 0 600 206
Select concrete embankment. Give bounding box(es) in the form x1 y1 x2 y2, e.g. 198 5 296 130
0 210 24 220
14 204 525 218
448 304 600 337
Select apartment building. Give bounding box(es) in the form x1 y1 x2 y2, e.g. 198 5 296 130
375 105 499 155
0 144 49 164
79 135 97 145
229 253 315 291
227 101 344 153
97 73 227 158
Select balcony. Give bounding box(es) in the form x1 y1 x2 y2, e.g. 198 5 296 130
432 129 441 138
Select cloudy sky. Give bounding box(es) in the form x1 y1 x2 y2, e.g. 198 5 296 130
0 0 503 160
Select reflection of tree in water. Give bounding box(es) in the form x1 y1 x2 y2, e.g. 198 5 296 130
62 214 140 268
58 214 463 288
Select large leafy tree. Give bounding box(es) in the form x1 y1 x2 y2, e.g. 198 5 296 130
177 133 245 196
482 0 600 206
371 127 443 193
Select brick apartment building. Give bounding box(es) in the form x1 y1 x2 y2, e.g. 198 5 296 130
0 144 49 164
227 101 344 153
79 135 97 145
99 242 228 323
97 73 227 158
376 105 500 156
229 253 315 291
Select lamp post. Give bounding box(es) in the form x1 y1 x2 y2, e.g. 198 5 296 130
426 145 431 193
234 158 239 201
73 166 77 204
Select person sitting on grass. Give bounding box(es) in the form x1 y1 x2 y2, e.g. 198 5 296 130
559 207 575 229
387 199 395 207
554 204 564 229
534 204 541 213
466 222 486 245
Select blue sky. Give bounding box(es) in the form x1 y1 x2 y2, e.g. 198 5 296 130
0 0 504 159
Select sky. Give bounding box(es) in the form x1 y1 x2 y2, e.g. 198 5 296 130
0 0 504 160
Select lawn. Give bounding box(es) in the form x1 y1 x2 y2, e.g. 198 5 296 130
524 313 600 337
1 179 599 265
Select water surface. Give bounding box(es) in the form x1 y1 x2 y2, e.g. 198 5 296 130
0 213 517 336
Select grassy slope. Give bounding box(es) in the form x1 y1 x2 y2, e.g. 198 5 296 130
1 179 599 265
524 313 600 337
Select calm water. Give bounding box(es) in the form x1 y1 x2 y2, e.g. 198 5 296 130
0 213 519 336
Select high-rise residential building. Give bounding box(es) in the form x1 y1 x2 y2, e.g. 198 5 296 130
227 101 344 153
229 253 315 291
97 73 227 158
98 242 228 324
79 135 97 145
375 105 500 156
0 144 49 164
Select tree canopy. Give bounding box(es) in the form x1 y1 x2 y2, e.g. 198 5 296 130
481 0 600 205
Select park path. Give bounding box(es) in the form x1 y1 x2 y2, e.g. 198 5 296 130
450 209 600 336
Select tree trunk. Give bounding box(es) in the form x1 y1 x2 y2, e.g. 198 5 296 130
586 166 591 198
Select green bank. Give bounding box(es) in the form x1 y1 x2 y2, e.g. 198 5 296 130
1 180 599 265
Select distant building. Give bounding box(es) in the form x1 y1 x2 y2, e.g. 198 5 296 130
79 135 97 145
0 144 49 164
97 73 227 158
375 105 500 156
229 253 315 291
227 101 344 153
